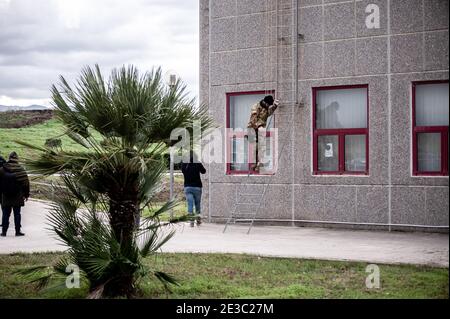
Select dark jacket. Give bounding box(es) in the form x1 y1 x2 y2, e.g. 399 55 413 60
0 157 5 201
0 160 30 207
181 162 206 188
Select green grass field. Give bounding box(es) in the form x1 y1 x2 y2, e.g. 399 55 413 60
0 252 447 299
0 115 176 167
0 118 83 161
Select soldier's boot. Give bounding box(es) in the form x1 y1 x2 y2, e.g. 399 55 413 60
252 161 264 172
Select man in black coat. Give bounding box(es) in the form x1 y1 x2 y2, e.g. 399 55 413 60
0 152 30 237
0 155 5 228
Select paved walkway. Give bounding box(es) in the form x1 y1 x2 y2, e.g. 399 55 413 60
0 200 448 267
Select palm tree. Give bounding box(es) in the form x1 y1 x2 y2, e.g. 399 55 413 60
19 65 212 297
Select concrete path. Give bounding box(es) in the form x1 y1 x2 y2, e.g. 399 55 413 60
0 200 448 267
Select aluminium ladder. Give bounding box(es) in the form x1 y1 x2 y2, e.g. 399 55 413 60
223 0 298 234
222 115 294 234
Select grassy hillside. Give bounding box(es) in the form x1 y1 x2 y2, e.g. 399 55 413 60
0 118 83 161
0 110 53 128
0 111 176 166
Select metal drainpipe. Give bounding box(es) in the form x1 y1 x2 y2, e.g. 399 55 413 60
293 0 299 107
169 148 174 219
291 0 299 227
168 76 176 220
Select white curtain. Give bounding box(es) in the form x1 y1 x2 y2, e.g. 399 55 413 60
231 137 249 171
316 88 367 129
345 135 366 172
230 94 273 129
418 133 441 172
416 83 449 126
229 94 267 171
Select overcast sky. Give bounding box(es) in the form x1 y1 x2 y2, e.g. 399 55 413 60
0 0 199 107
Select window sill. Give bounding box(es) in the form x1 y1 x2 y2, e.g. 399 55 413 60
226 173 275 176
313 173 370 177
411 174 449 178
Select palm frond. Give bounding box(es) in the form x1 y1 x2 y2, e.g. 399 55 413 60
154 271 180 291
17 64 212 298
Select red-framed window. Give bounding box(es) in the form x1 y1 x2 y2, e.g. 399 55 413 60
226 91 275 175
313 85 369 175
412 80 449 176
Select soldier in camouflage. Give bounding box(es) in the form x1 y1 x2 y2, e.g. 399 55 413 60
247 95 279 172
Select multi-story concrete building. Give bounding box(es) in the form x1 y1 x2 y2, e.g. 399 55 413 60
199 0 449 231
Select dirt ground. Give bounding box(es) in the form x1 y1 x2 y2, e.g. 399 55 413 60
0 110 54 128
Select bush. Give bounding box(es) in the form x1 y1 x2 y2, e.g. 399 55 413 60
45 138 62 148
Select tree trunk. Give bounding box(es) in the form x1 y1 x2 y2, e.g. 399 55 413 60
109 195 138 246
101 273 135 298
104 182 139 298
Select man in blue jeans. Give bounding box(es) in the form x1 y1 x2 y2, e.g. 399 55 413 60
181 153 206 227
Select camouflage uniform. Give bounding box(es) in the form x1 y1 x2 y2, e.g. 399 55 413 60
247 102 277 130
247 102 278 170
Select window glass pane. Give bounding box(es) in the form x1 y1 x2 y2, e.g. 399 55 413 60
418 133 441 172
259 134 275 173
230 136 248 171
415 83 449 127
229 94 269 171
318 135 339 172
345 135 366 172
316 88 367 129
229 94 271 129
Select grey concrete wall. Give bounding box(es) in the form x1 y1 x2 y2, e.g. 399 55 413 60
201 0 449 230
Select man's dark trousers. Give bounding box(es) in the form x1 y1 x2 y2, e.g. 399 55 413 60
1 206 21 234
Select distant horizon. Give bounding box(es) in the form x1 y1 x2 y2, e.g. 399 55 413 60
0 103 48 107
0 104 50 112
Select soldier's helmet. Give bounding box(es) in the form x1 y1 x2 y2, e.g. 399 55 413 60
263 95 274 106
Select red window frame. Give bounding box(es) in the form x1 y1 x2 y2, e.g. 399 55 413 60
312 84 369 175
412 80 449 176
226 90 275 175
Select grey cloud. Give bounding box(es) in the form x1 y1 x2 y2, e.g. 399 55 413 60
0 0 199 103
